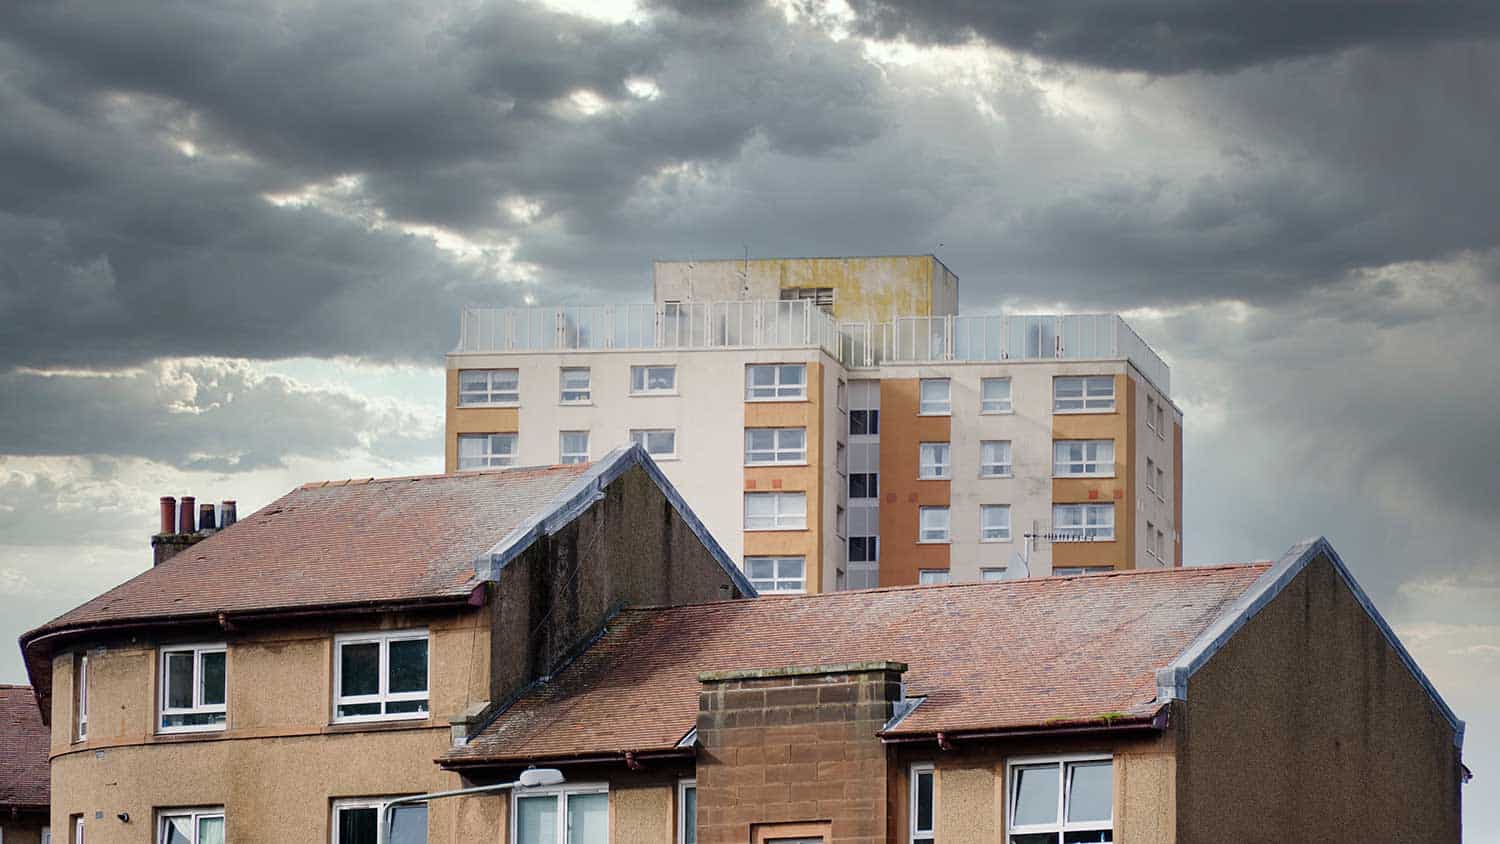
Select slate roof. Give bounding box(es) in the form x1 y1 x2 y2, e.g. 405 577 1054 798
445 563 1269 766
0 685 49 810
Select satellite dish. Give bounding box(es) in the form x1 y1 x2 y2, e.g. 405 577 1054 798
1004 553 1030 580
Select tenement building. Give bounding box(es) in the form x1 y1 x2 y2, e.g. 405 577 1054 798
444 255 1182 594
1 684 50 843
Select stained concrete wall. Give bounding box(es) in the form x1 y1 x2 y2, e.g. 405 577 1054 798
1177 554 1463 841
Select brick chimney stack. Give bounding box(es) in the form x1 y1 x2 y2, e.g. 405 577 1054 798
152 495 234 566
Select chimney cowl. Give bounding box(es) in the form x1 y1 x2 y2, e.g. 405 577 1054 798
198 502 216 532
221 500 238 527
179 496 196 534
159 497 177 535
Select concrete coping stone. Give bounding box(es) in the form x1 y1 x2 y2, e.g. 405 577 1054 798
698 661 908 683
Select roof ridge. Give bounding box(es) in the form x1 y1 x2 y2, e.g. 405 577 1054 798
298 461 590 489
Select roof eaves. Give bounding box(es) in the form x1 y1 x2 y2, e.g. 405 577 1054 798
1156 537 1465 750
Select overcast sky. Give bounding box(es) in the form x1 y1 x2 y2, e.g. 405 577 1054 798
2 0 1496 833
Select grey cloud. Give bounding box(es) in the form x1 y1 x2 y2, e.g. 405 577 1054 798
843 0 1500 74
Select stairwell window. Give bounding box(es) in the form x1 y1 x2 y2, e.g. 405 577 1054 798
745 428 807 465
630 365 677 395
910 763 935 844
918 443 951 479
1007 756 1113 843
980 441 1013 477
981 377 1013 414
157 808 224 844
458 369 519 406
744 492 807 531
1053 440 1115 477
334 630 429 723
457 433 517 470
559 368 591 403
918 379 951 415
849 472 879 499
850 409 879 436
1052 504 1115 542
1053 376 1115 413
746 364 807 400
746 556 806 594
159 644 226 733
918 506 950 543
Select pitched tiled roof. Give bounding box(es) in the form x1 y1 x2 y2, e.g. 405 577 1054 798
0 685 49 810
446 564 1269 765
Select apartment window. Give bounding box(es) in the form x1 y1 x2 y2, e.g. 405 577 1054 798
334 630 429 723
514 783 609 844
849 472 879 499
918 506 950 543
918 443 951 479
457 433 517 470
1053 503 1115 542
1147 521 1158 560
918 570 950 585
630 429 677 459
71 817 83 844
918 379 951 415
1053 440 1115 477
630 365 677 394
982 505 1012 542
981 377 1013 413
746 364 807 400
980 568 1006 582
75 653 88 741
745 428 807 465
559 431 589 465
1145 458 1157 495
849 536 878 563
910 764 935 844
334 797 427 844
458 369 519 406
678 780 697 844
159 644 226 733
837 379 848 412
780 286 834 312
850 409 879 435
1157 403 1167 438
1053 376 1115 413
559 368 591 403
1159 528 1168 561
1054 566 1114 576
836 442 847 476
744 492 807 530
980 440 1013 477
1008 756 1113 843
1157 466 1167 502
1146 397 1157 433
746 556 806 594
158 808 224 844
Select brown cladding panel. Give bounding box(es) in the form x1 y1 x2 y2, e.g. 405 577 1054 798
445 369 520 472
1051 374 1133 570
877 379 951 585
743 364 823 591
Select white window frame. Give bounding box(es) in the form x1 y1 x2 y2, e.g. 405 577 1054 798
744 428 808 465
917 443 950 479
918 506 950 543
559 367 591 404
1006 754 1114 843
559 431 589 465
743 492 808 531
333 630 430 724
76 653 88 741
981 505 1012 542
1053 440 1115 478
918 379 951 415
332 796 428 844
980 377 1013 414
909 763 935 844
457 369 520 407
745 556 806 594
745 364 808 401
677 779 697 844
980 440 1013 478
457 433 517 471
980 568 1006 582
156 807 224 844
1052 503 1115 542
1053 376 1115 413
73 817 83 844
630 365 677 395
510 782 609 844
158 643 226 734
630 429 678 460
917 570 950 585
1054 566 1114 576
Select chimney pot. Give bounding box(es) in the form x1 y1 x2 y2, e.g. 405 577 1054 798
179 496 196 534
199 502 216 532
159 497 177 535
221 500 237 527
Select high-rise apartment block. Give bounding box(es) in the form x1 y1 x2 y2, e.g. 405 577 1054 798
445 255 1181 593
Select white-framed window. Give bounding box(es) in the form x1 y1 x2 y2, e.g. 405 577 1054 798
458 369 519 406
918 443 951 479
850 409 879 436
333 630 429 723
1053 503 1115 542
746 556 806 594
41 826 51 844
158 644 226 733
75 653 88 741
1054 376 1115 413
157 808 224 844
746 364 807 401
630 365 676 395
333 796 427 844
780 286 834 312
513 782 609 844
678 779 697 844
1053 440 1115 477
849 472 879 499
910 763 935 844
981 505 1012 542
980 441 1013 477
745 428 807 465
981 377 1013 414
918 506 950 543
1054 566 1114 576
559 431 589 465
918 569 950 585
918 379 951 415
630 429 677 459
848 536 878 563
73 817 83 844
559 368 591 404
744 492 807 531
980 568 1006 582
1007 755 1113 843
457 433 517 470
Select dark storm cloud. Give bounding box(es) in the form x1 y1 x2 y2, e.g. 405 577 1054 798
842 0 1500 74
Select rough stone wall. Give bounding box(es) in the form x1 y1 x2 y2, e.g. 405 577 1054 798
694 663 902 844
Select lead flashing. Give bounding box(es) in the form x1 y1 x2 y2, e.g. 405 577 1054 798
698 660 908 683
